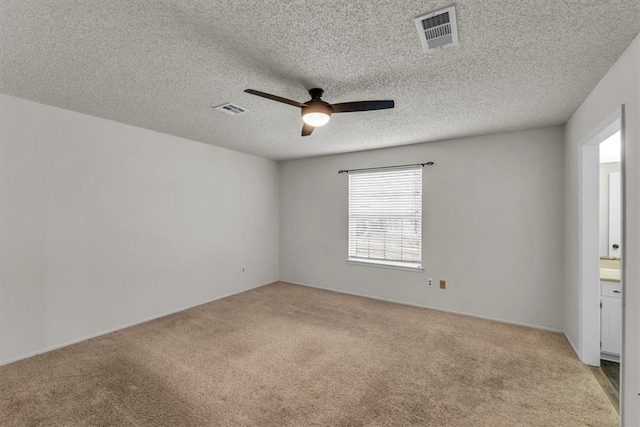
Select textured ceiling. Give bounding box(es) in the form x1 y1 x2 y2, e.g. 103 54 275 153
1 1 639 160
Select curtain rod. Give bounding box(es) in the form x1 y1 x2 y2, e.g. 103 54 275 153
338 162 434 174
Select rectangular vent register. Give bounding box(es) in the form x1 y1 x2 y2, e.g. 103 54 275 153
213 103 247 115
415 5 459 52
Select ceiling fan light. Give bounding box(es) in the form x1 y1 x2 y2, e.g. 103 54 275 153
302 112 331 127
302 101 332 127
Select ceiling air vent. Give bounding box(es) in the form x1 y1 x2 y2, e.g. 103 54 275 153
414 5 459 52
213 103 247 116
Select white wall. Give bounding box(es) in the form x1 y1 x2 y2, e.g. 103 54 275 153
0 94 280 364
599 162 621 258
564 34 639 425
280 127 565 331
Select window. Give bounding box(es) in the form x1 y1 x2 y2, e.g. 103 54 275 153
348 166 422 271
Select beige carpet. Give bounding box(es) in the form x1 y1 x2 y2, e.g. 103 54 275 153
0 282 618 426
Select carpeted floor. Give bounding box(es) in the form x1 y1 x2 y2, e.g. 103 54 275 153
0 282 618 426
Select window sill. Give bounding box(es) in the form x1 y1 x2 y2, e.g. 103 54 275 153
346 258 424 273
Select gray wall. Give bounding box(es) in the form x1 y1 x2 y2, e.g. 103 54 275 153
280 127 565 331
564 34 639 425
0 94 280 364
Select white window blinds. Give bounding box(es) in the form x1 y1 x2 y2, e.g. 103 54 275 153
348 166 422 267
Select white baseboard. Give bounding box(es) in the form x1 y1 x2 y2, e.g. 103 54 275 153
284 280 564 333
0 280 276 367
564 332 581 359
600 352 620 363
2 279 564 366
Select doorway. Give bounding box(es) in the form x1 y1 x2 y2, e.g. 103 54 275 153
579 106 624 417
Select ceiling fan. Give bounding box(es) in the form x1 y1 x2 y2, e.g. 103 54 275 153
244 88 394 136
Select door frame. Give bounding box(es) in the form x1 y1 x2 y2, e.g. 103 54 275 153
578 105 625 367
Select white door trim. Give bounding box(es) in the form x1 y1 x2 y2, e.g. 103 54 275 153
578 107 623 367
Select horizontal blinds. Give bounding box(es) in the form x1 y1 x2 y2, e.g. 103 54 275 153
348 167 422 263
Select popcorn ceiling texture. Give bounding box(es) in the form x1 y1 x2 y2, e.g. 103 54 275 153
1 0 639 160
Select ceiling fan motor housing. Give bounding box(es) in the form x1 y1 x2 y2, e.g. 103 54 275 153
308 88 324 99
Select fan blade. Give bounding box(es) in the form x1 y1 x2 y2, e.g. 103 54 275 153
244 89 305 108
302 123 315 136
331 100 395 113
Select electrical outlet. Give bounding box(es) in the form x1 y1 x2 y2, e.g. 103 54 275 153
242 266 245 273
427 278 434 287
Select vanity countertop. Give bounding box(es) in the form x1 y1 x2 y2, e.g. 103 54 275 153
600 258 621 282
601 268 621 282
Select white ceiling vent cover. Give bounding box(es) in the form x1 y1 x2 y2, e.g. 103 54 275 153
213 103 247 115
414 5 459 52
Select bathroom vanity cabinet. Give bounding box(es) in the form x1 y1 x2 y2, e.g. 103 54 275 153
601 280 622 361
